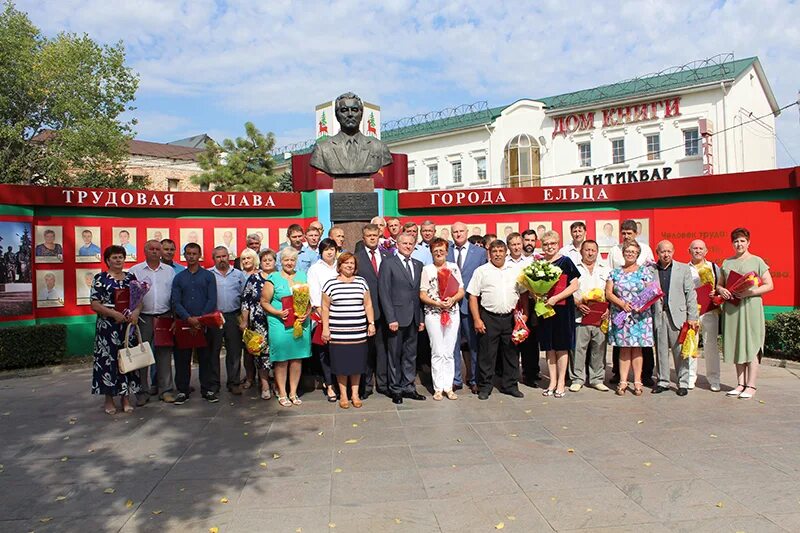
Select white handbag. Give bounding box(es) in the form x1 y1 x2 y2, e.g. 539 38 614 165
118 323 155 374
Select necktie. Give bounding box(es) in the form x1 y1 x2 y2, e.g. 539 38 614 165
457 246 464 271
370 250 378 273
405 258 413 280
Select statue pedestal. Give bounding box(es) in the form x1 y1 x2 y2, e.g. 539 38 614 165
331 178 377 252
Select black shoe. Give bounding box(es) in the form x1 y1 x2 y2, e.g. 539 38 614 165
202 391 219 403
642 378 655 387
676 387 689 397
522 378 538 387
478 391 489 400
391 394 403 405
402 391 426 401
505 389 524 398
453 383 463 391
173 392 188 405
362 389 373 399
376 388 389 396
469 384 478 395
651 385 669 394
610 375 620 384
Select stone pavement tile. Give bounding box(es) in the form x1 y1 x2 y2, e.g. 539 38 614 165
121 510 234 533
240 474 330 509
740 444 800 475
228 506 332 533
504 456 610 491
620 479 756 521
763 512 800 532
331 468 425 505
665 515 787 533
334 409 403 429
711 479 800 515
403 422 482 447
583 452 695 485
411 442 497 468
398 404 466 426
669 447 792 482
0 453 172 485
165 450 263 481
559 524 671 533
135 477 247 521
333 424 408 448
0 514 132 533
430 493 551 533
249 448 333 478
266 415 336 451
459 402 541 424
333 444 414 473
420 463 520 500
471 420 564 450
330 500 440 533
556 431 657 460
525 484 654 530
731 415 800 445
629 426 738 456
0 481 153 521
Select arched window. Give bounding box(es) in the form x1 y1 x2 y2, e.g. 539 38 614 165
504 133 541 187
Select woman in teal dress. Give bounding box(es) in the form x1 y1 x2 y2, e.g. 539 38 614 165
716 227 773 400
260 246 311 407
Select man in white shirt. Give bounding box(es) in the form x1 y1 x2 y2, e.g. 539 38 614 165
687 239 721 391
467 240 529 400
558 221 587 266
506 232 533 270
609 219 656 386
37 272 63 302
129 239 176 403
570 240 610 392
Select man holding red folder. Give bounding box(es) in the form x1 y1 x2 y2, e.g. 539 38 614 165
571 240 611 392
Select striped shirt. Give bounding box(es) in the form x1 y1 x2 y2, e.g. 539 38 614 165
322 276 369 343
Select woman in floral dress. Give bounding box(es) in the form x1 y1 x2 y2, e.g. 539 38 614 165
90 245 141 414
605 241 655 396
240 249 277 399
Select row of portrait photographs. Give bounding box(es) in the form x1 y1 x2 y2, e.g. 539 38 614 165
33 226 272 264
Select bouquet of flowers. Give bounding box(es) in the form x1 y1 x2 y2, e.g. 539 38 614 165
291 284 311 338
611 281 663 328
583 287 609 334
711 270 761 307
198 310 225 329
680 324 699 359
518 260 562 318
242 328 266 355
511 304 529 345
124 280 150 319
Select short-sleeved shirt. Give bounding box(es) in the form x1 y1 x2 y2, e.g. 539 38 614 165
322 276 369 342
467 262 526 314
420 262 464 317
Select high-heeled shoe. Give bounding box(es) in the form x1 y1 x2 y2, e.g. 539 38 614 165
726 383 746 397
616 382 628 396
632 382 643 396
738 386 757 399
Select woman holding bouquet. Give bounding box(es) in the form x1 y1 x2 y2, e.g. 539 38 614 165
240 249 277 399
538 231 580 398
261 247 311 407
419 238 465 400
605 241 655 396
321 253 376 408
717 227 773 399
90 245 142 414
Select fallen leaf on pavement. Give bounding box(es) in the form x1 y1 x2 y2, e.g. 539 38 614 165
317 431 324 436
524 409 532 414
39 517 53 523
495 522 505 529
567 449 574 454
334 468 343 473
220 497 229 504
243 432 249 436
716 501 724 508
394 518 402 524
209 528 219 533
643 462 652 467
152 510 163 515
506 515 516 521
328 523 336 528
60 456 68 462
55 495 67 501
352 423 358 427
273 453 281 459
344 438 359 444
259 462 268 468
125 499 134 508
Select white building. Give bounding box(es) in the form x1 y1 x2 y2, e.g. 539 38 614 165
381 55 779 191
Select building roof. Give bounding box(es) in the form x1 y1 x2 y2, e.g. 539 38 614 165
167 134 212 149
128 139 204 161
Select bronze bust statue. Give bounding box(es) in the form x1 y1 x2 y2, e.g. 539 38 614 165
309 92 393 177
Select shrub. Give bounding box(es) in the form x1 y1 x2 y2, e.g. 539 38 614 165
0 324 67 370
764 310 800 361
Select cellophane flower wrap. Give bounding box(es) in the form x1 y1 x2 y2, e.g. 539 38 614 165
437 267 454 327
583 287 609 334
124 280 151 318
681 326 699 359
511 308 529 345
242 328 266 355
291 284 310 338
198 310 225 328
612 281 663 328
518 260 562 319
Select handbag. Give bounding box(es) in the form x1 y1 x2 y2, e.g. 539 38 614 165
242 328 266 355
118 323 155 374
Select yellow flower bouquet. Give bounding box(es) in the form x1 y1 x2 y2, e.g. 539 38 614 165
291 284 310 338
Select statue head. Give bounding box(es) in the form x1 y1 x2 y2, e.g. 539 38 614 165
335 92 363 135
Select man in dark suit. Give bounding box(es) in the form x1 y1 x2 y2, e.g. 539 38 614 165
379 233 425 404
446 221 487 393
309 92 393 177
356 223 391 397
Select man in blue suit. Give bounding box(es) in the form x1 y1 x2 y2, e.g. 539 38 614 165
447 221 487 393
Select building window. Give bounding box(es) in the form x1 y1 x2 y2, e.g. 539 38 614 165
428 164 438 186
504 134 541 187
167 178 180 191
451 161 462 184
684 128 700 156
476 157 487 180
408 167 415 189
578 142 591 168
611 138 625 164
646 133 661 160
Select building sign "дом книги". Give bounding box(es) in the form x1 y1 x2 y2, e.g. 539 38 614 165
552 97 681 138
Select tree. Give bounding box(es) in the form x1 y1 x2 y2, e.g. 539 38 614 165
0 2 139 187
192 122 280 192
276 170 294 192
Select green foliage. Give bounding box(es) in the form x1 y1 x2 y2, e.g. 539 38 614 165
0 324 66 370
192 122 280 192
276 170 294 192
764 310 800 361
0 1 139 187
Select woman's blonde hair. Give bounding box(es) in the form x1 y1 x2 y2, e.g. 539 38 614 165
540 230 560 244
239 247 258 266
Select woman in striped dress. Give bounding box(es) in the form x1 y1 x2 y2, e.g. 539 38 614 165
321 252 376 409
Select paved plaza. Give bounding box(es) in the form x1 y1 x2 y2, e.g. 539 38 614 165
1 360 799 533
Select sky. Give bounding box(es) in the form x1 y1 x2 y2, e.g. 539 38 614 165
20 0 800 166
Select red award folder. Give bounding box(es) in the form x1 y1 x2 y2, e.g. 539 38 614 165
310 311 324 345
153 317 174 347
114 287 130 313
174 319 207 349
281 296 296 328
695 284 718 315
581 301 609 326
547 274 568 305
443 272 460 298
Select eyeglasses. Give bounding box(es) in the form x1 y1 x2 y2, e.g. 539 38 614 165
541 241 558 248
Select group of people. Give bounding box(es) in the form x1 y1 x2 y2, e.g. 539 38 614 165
90 216 773 414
